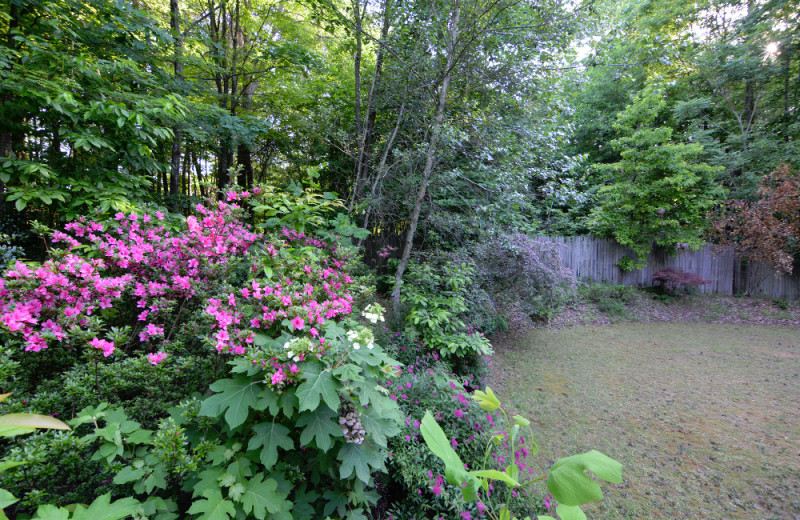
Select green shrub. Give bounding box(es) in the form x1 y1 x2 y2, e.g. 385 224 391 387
382 339 549 519
400 259 492 373
579 283 640 317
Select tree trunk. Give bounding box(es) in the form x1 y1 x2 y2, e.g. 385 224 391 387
352 0 392 214
169 0 184 209
349 0 364 212
391 4 460 313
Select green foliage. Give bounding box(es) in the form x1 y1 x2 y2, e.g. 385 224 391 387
420 387 622 520
400 260 492 366
578 283 640 318
58 311 402 519
0 0 190 222
588 86 725 264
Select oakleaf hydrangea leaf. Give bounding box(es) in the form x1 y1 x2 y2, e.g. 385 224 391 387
69 493 140 520
186 489 235 520
248 422 293 470
241 473 291 519
199 376 261 429
296 365 340 412
296 408 342 452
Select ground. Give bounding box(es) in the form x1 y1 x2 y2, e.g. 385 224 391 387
489 295 800 520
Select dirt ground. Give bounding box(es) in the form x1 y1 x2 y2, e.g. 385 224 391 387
489 296 800 520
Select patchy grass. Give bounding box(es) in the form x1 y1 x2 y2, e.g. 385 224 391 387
490 323 800 520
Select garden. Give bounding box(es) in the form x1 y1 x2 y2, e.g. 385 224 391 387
0 187 622 520
2 0 799 518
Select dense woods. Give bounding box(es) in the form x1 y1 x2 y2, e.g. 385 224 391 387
0 0 797 518
1 0 798 269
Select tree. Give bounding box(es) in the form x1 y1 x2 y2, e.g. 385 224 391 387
711 163 800 273
588 85 725 268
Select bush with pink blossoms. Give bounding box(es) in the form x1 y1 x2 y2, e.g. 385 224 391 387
382 335 551 520
0 186 406 518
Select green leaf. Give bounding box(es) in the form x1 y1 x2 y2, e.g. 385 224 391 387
554 505 587 520
248 422 293 470
512 414 530 427
0 413 70 430
296 408 342 452
547 450 622 507
469 469 521 488
419 411 469 486
32 505 69 520
241 473 291 519
0 489 17 509
360 406 400 448
113 465 145 485
296 366 340 412
473 387 501 412
187 489 235 520
199 376 261 429
69 493 140 520
0 426 34 437
337 442 373 484
0 460 24 472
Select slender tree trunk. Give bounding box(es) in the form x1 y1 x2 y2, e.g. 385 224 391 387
352 0 391 215
169 0 184 209
391 4 460 312
0 3 22 217
349 0 364 212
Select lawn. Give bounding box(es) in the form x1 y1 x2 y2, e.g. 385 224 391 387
489 323 800 520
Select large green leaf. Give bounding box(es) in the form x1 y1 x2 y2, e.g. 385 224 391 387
0 489 17 509
186 489 235 520
248 422 293 470
296 366 339 412
199 376 261 429
68 493 139 520
296 408 342 452
337 443 374 484
469 469 520 488
360 406 400 448
547 450 622 507
419 411 469 486
241 473 291 519
0 426 34 437
31 505 69 520
554 505 587 520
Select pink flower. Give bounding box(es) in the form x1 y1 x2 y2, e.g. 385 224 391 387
454 409 464 418
291 316 305 330
147 352 168 365
89 337 115 357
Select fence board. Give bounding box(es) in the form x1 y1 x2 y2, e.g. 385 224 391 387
542 236 800 299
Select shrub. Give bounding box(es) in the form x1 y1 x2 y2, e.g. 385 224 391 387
382 338 549 519
0 187 393 515
400 259 492 373
579 283 640 317
470 234 576 323
651 268 710 295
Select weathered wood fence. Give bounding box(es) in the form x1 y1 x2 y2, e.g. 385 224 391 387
543 236 800 299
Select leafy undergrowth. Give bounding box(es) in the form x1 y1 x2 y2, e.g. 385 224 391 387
490 323 800 520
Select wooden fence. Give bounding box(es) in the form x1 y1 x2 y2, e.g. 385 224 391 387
543 236 800 299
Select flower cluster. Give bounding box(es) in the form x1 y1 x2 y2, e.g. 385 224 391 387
0 256 132 352
0 195 258 361
203 228 355 356
362 302 385 324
